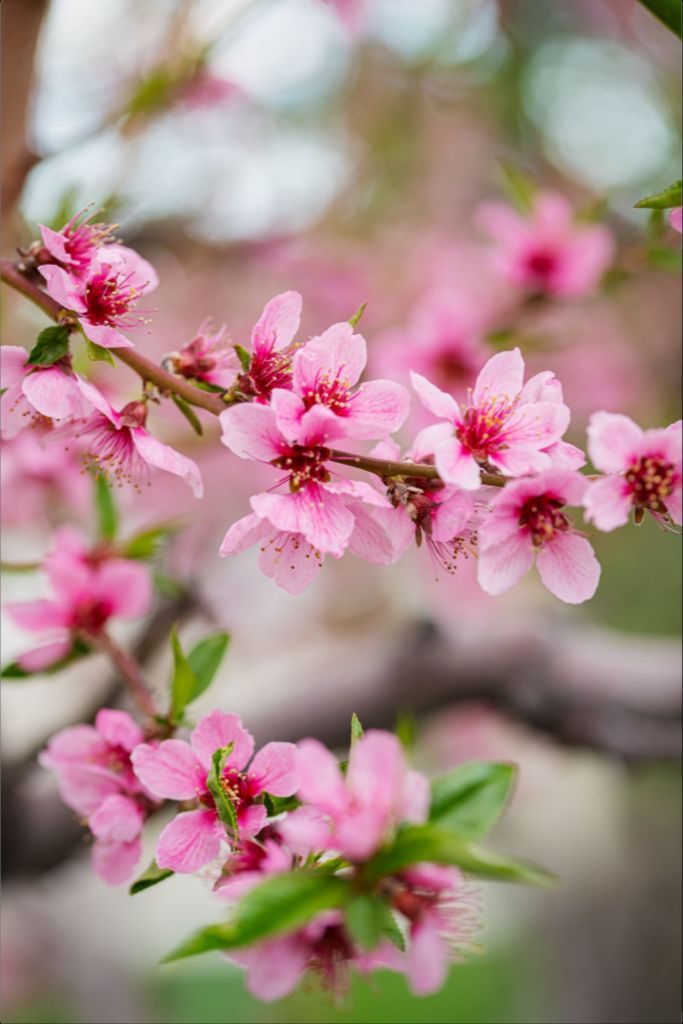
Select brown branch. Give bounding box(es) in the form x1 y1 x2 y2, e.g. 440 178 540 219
86 630 159 720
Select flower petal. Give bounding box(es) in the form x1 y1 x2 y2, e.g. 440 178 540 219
586 412 643 473
410 371 459 422
296 738 347 815
249 742 299 797
190 710 255 774
89 793 144 842
131 740 204 800
583 476 632 532
95 709 144 752
131 429 203 497
251 291 302 353
477 531 534 596
219 402 284 462
434 438 481 490
92 837 142 885
472 348 524 406
156 809 223 873
536 532 601 604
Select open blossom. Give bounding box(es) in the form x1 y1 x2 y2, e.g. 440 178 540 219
373 291 490 403
39 709 154 884
220 402 393 558
72 378 203 496
131 710 299 874
370 439 479 574
477 468 600 604
37 209 133 278
232 291 302 401
4 526 153 670
584 412 682 530
280 731 429 862
219 487 395 594
39 247 158 350
168 319 237 389
271 321 409 443
0 346 91 439
477 191 614 297
411 349 570 489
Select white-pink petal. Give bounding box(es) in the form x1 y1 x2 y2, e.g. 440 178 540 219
536 532 600 604
586 411 643 473
131 429 203 497
155 808 223 873
410 371 459 422
477 531 534 596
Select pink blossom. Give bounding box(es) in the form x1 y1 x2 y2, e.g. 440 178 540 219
5 526 153 670
370 439 479 575
72 378 203 496
168 319 238 389
372 291 490 404
38 246 158 350
391 864 481 995
39 708 153 884
584 412 682 530
477 192 614 298
232 291 302 402
38 208 121 278
280 730 429 862
411 349 571 489
131 710 299 874
0 346 91 439
0 429 90 526
669 207 682 233
220 401 394 559
272 321 409 443
477 468 600 604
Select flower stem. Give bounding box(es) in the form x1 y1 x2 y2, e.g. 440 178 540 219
329 450 507 487
89 630 158 720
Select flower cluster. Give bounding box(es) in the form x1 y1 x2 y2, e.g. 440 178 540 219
41 708 491 1002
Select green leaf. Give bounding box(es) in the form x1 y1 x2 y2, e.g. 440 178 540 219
498 160 536 213
129 860 174 895
171 394 203 436
634 179 682 210
122 523 178 560
394 710 416 751
187 632 230 702
646 245 683 272
27 326 70 366
84 337 116 366
163 870 350 962
346 894 400 951
348 302 367 329
263 794 300 817
429 762 517 840
1 638 90 679
234 344 251 372
364 824 556 887
206 745 238 835
94 474 118 542
350 712 364 747
635 0 682 37
169 625 198 722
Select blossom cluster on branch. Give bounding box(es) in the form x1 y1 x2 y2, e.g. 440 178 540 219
0 190 680 1004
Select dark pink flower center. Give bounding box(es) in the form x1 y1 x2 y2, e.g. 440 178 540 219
218 767 254 811
175 341 218 378
525 248 559 286
518 494 570 547
239 347 292 400
83 267 142 327
71 595 112 634
272 445 332 493
79 414 147 488
625 454 675 513
309 925 354 993
301 371 351 415
457 398 513 460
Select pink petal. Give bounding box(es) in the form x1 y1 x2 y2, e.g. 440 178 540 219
89 794 144 842
39 724 104 768
130 740 204 801
131 429 203 497
220 512 272 556
544 440 586 470
252 487 354 558
251 291 302 353
477 531 534 596
237 803 268 837
249 742 299 797
430 490 474 542
93 559 153 619
257 530 323 594
277 806 331 856
586 412 643 473
270 388 306 443
95 709 144 751
38 265 86 312
344 380 410 438
17 637 72 671
155 809 223 873
403 770 431 823
190 710 255 774
293 322 366 393
472 348 524 406
296 738 348 815
408 915 449 995
39 224 73 265
296 404 350 446
583 475 632 532
519 370 564 405
410 422 454 461
92 837 142 885
5 599 71 632
347 730 407 816
669 207 682 233
476 201 526 246
434 438 481 490
74 376 119 423
241 937 309 1002
22 368 83 421
346 503 396 565
219 403 284 462
536 532 601 604
80 322 134 349
410 371 459 422
0 346 29 387
50 764 124 817
504 401 570 451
